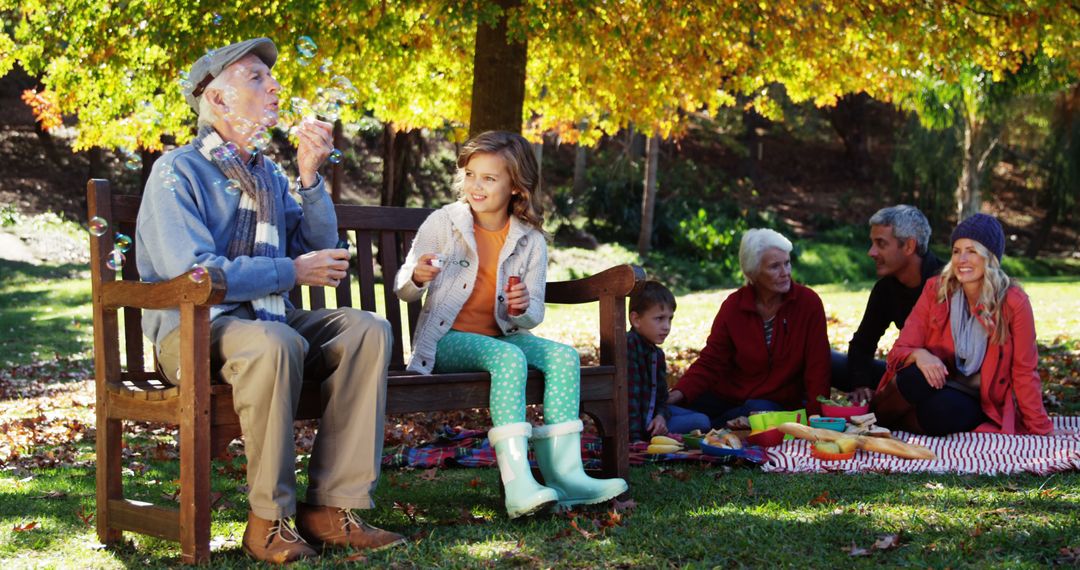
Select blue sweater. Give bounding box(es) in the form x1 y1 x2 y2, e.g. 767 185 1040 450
135 143 338 346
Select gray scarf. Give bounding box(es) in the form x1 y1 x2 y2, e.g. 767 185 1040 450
950 289 988 376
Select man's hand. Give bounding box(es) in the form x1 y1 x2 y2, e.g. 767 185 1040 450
411 253 442 286
294 248 348 287
647 415 669 437
667 389 684 405
295 118 334 188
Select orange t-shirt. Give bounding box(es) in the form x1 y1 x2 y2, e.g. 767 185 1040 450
452 221 510 336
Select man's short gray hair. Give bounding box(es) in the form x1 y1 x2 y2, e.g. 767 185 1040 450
869 205 931 256
195 71 231 128
739 228 793 284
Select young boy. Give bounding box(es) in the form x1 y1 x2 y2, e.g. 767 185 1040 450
627 281 711 441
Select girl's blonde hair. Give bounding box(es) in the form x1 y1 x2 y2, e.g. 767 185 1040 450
453 131 545 230
937 240 1018 344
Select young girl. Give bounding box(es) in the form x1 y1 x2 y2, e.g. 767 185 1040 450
394 131 627 518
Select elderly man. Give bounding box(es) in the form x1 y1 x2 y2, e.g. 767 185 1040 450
136 38 403 563
831 205 944 401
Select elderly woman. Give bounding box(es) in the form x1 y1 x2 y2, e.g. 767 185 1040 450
668 229 830 428
872 214 1062 436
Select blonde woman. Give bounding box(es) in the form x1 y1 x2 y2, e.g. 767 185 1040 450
872 214 1060 436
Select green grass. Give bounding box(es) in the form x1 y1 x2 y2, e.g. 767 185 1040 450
2 240 1080 568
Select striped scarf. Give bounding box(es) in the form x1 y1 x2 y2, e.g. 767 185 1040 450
193 126 286 322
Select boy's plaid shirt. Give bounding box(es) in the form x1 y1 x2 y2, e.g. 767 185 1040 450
626 328 671 441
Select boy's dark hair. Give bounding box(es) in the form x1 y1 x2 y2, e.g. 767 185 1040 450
629 280 676 315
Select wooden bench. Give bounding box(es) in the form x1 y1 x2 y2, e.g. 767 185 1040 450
87 178 644 563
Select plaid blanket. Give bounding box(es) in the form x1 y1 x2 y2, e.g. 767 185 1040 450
762 416 1080 475
382 428 768 469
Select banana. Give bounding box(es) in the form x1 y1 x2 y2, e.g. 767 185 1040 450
646 444 684 454
650 435 682 447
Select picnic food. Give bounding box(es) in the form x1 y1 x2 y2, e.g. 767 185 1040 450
779 422 936 460
703 428 743 449
646 435 685 454
817 387 868 407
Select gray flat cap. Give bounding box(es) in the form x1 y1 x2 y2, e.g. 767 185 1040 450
183 37 278 112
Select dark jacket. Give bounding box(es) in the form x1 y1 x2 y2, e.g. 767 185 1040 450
626 329 671 441
847 252 944 387
674 282 831 415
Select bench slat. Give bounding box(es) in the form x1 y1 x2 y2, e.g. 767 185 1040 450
378 230 406 369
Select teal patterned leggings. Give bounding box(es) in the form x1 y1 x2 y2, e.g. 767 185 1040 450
434 330 581 426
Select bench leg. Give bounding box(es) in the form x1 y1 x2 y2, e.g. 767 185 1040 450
179 416 212 563
580 404 629 480
96 417 123 545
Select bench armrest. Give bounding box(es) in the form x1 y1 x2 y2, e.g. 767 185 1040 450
545 264 646 304
98 267 227 310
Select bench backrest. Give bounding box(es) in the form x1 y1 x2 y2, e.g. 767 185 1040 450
87 179 434 382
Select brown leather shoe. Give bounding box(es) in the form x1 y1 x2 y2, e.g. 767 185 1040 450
296 502 406 552
241 511 317 565
871 378 924 434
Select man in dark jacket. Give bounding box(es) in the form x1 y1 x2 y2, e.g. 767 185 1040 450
832 205 944 400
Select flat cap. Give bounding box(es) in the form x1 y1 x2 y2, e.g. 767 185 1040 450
183 37 278 112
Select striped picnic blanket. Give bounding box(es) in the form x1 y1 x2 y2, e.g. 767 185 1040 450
762 416 1080 475
381 427 766 469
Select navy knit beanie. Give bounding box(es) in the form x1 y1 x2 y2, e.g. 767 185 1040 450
950 213 1005 261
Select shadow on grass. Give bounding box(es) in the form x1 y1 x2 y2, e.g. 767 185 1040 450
0 259 90 283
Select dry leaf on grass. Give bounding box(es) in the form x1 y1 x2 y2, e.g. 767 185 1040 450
809 491 835 506
13 521 40 532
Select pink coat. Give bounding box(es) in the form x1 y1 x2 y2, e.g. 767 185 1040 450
877 276 1052 435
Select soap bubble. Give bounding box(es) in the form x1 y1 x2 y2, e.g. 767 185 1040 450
188 264 208 283
261 109 279 127
177 70 193 92
161 170 181 193
291 97 313 119
114 233 132 253
296 36 317 58
328 149 343 164
106 249 125 271
123 151 142 172
297 57 312 67
313 96 341 122
211 13 222 26
89 217 109 237
231 116 256 137
248 127 272 151
336 239 350 250
319 58 333 74
214 178 241 196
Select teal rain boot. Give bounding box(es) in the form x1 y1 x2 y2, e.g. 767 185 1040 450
488 422 558 518
532 420 628 508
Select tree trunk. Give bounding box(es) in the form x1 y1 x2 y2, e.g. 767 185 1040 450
330 119 343 203
381 123 416 207
955 115 997 222
468 0 527 136
571 142 587 211
827 92 873 180
637 133 661 256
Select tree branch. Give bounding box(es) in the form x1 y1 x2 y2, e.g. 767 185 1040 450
976 136 1000 172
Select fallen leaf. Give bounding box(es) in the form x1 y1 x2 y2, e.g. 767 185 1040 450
342 552 368 563
809 491 835 506
924 482 944 490
418 468 439 481
843 541 870 557
873 533 901 550
76 506 94 527
747 478 755 496
467 477 482 488
393 501 423 523
611 497 637 512
13 521 40 532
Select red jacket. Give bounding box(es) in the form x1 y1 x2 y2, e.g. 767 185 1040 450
878 276 1052 435
674 283 830 415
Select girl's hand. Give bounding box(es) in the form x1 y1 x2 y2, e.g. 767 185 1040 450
506 279 529 314
913 349 948 389
647 415 669 436
411 253 441 286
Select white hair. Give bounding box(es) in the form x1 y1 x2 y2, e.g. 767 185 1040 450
739 228 793 284
196 71 231 128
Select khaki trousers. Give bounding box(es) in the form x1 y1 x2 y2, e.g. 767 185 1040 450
157 306 392 520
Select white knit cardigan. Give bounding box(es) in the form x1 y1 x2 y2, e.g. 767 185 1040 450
394 201 548 374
